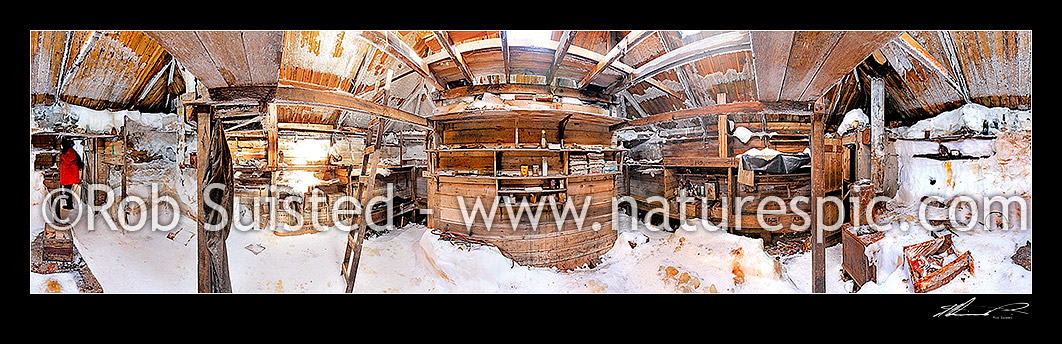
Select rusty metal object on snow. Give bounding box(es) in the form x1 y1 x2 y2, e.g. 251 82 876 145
903 234 975 293
1011 241 1031 271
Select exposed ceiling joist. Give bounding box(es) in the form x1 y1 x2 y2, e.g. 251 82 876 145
657 31 703 107
433 31 475 84
136 58 174 104
578 30 652 88
274 85 429 127
607 31 752 95
59 30 102 96
897 31 970 102
500 30 510 83
545 31 575 87
620 90 648 118
355 30 445 91
54 31 73 102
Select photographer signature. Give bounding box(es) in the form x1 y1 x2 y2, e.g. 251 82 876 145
934 297 1029 318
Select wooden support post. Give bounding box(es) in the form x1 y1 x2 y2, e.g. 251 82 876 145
266 102 278 228
194 106 212 293
869 77 885 189
121 114 129 228
718 114 728 158
810 106 827 293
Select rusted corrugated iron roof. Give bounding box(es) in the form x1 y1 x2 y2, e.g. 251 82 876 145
30 31 184 112
821 30 1031 126
36 30 1027 128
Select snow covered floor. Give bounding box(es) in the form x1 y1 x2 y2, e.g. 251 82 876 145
28 205 1032 294
29 153 1030 294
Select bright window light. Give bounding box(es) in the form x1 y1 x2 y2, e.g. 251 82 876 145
679 30 703 38
506 30 554 42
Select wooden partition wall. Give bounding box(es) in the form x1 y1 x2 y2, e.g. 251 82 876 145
427 108 627 269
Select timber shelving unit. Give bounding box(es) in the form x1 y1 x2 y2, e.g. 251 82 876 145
622 105 847 244
426 106 626 269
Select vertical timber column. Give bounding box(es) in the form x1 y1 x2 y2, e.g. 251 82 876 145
194 105 212 293
869 77 885 188
265 102 279 229
810 104 827 293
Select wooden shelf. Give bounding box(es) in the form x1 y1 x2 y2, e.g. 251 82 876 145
498 188 567 194
428 147 628 153
427 107 626 126
434 172 620 180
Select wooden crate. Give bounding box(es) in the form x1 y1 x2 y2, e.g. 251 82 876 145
42 226 74 262
842 226 884 289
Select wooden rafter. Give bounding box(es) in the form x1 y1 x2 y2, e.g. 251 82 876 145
897 31 970 102
54 31 73 102
578 30 652 88
607 31 752 95
620 90 648 118
432 31 475 84
500 30 510 83
627 100 812 127
355 30 445 91
59 30 102 97
657 31 702 107
545 31 575 87
136 58 174 104
274 85 429 127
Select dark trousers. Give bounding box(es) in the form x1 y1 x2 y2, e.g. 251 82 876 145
55 185 75 219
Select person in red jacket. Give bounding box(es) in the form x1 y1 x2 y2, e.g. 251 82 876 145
58 138 84 210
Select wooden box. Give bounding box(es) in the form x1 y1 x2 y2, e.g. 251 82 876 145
42 226 74 262
842 226 884 289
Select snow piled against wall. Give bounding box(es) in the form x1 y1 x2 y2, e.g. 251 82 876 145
891 103 1031 139
836 108 868 135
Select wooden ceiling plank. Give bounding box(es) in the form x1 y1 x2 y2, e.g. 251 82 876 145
60 30 101 96
195 31 253 86
433 31 475 84
800 31 901 102
145 31 230 88
657 31 700 107
778 31 844 101
894 31 968 103
241 31 284 86
620 90 648 118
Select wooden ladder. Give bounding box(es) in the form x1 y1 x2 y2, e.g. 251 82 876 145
341 117 388 293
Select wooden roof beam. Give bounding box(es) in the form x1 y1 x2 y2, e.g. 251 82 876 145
627 100 812 127
658 31 703 107
355 30 445 91
500 31 510 83
578 30 652 89
620 90 648 118
59 30 102 96
606 31 752 95
897 31 970 103
274 85 429 128
432 31 475 84
545 31 575 87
